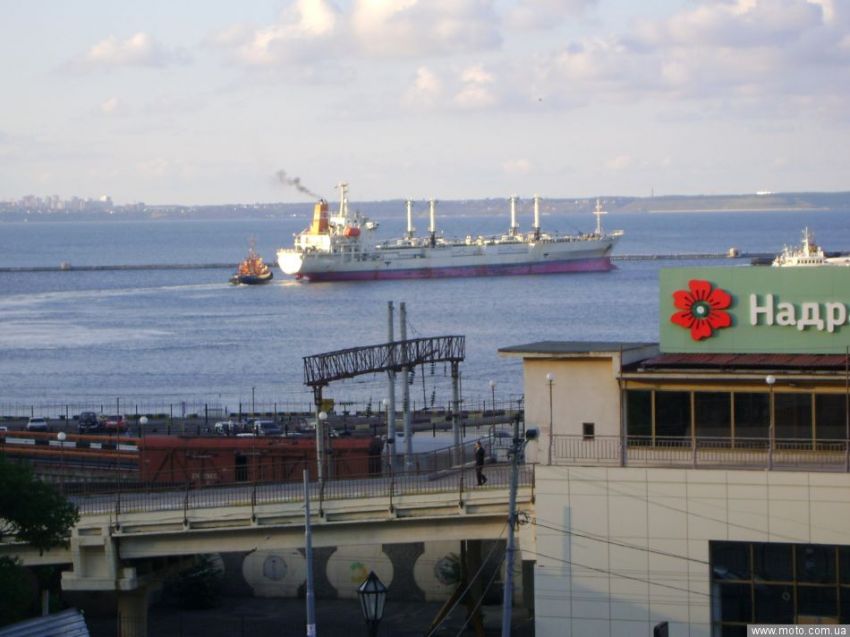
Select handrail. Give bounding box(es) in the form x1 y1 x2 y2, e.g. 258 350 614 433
70 463 534 517
551 434 850 472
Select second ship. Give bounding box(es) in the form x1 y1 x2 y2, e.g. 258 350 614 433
277 184 623 282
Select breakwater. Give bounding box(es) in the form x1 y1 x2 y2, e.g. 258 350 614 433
0 262 235 273
0 253 775 273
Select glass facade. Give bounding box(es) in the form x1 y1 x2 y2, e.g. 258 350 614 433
711 541 850 635
626 389 848 445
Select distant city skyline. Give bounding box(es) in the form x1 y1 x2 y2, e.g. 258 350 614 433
1 0 847 205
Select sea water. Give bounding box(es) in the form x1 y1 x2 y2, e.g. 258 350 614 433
1 208 849 415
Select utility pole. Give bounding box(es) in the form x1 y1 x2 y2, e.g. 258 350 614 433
501 414 522 637
304 470 317 637
401 302 413 470
451 362 461 465
387 302 397 470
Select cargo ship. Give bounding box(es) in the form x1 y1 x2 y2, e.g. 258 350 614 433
277 183 623 282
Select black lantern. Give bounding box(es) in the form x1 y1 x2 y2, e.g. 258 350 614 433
357 571 387 637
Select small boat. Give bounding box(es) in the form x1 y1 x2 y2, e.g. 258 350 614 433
772 228 850 267
230 243 274 285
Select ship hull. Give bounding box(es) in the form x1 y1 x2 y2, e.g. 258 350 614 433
304 256 612 281
230 271 274 285
278 238 618 282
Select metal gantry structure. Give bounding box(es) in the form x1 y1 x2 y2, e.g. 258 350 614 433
303 335 465 405
303 334 466 481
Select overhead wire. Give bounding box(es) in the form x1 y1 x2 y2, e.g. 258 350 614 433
532 518 710 566
424 523 508 637
526 549 711 598
453 553 507 637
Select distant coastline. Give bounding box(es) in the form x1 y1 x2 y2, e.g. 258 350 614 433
2 191 849 222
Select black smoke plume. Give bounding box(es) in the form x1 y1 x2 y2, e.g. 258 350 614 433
275 170 322 200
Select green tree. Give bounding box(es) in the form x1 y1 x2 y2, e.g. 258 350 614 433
0 456 79 553
0 456 79 626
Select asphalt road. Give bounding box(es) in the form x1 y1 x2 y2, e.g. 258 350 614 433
86 597 534 637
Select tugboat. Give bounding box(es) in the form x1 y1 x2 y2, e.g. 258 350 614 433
230 242 274 285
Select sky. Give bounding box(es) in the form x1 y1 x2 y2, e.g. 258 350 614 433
0 0 848 205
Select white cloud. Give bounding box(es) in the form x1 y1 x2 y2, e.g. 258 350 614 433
402 66 444 108
503 158 533 175
351 0 501 57
505 0 597 30
82 32 189 69
211 0 342 65
453 64 498 109
211 0 501 67
136 158 172 178
606 155 633 171
525 0 850 109
100 97 121 114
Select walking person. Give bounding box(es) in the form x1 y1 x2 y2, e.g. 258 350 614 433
475 440 487 485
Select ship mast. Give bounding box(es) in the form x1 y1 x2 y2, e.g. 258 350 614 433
532 195 541 240
428 199 437 247
406 199 415 241
336 182 349 225
594 199 607 236
509 196 519 237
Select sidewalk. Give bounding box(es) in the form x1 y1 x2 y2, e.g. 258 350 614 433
87 597 534 636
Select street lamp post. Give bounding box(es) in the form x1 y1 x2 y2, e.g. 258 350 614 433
357 571 387 637
546 373 555 465
489 380 496 414
766 375 776 470
56 431 66 493
252 386 256 416
317 410 328 483
382 399 393 471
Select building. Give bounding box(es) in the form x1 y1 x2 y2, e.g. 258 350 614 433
501 267 850 636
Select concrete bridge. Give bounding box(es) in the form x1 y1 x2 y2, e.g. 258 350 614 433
3 463 536 635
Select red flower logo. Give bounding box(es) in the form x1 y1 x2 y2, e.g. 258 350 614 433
671 279 732 341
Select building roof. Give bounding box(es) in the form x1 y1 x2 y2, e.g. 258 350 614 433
498 341 656 356
634 352 850 372
0 609 89 637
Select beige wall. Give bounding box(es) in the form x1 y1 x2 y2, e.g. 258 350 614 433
523 357 622 450
533 465 850 636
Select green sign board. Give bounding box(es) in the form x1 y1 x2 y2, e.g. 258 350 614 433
660 267 850 354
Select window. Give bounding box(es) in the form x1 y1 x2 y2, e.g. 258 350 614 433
582 422 595 440
711 541 847 631
695 392 731 441
816 394 847 442
733 393 769 443
775 393 812 443
655 391 691 441
626 390 652 442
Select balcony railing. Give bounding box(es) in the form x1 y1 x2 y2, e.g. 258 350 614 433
551 434 850 472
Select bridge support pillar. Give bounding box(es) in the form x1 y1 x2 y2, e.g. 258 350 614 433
117 586 150 637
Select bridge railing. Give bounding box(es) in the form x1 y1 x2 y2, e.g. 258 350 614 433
70 462 534 518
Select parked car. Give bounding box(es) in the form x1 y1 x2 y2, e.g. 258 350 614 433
77 411 102 434
252 420 282 436
213 420 238 436
103 414 127 433
26 417 49 432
